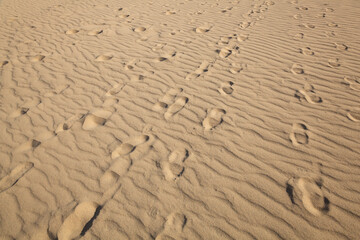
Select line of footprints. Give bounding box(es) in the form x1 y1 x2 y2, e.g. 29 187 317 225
284 1 360 217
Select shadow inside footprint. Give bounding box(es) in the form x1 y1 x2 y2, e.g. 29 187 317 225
286 183 295 204
80 206 102 236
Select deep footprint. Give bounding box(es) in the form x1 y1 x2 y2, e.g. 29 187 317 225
57 201 100 240
288 177 330 216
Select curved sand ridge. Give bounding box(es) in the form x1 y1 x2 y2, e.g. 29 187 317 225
0 0 359 239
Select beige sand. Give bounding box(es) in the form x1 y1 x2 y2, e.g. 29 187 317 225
0 0 359 239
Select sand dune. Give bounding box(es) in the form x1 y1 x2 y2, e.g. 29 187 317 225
0 0 359 239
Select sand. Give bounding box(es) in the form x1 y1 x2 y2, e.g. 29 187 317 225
0 0 359 239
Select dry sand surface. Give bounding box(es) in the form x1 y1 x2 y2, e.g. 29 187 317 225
0 0 360 239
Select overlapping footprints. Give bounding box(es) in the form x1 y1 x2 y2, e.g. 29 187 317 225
289 123 309 146
186 60 212 80
153 87 182 111
0 162 34 193
153 88 188 120
287 177 330 216
202 108 226 130
164 96 188 120
111 135 150 159
295 83 322 104
162 148 189 181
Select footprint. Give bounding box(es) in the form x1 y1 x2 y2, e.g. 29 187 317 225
287 177 330 216
335 43 348 51
301 23 315 29
344 76 360 91
347 111 360 122
300 47 314 56
153 101 168 112
65 29 79 35
194 26 211 33
316 13 326 18
130 74 145 81
186 61 211 80
111 135 149 159
9 98 41 119
289 123 309 146
237 34 248 42
118 14 130 19
28 55 45 62
296 6 308 10
165 10 176 15
219 81 234 95
218 36 232 45
56 114 85 134
100 170 119 189
218 47 232 58
1 60 9 67
293 14 302 19
105 84 123 97
328 58 340 68
88 30 103 36
160 87 183 103
239 21 251 29
327 22 338 27
202 108 226 130
164 96 188 120
152 43 167 52
95 54 113 62
57 201 100 240
229 64 243 74
154 51 176 63
291 64 304 74
0 162 34 193
295 84 322 104
82 109 113 130
156 212 187 239
293 33 304 40
162 148 189 181
325 31 336 37
107 158 131 177
9 107 29 119
133 27 146 32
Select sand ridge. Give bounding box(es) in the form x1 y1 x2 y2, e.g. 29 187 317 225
0 0 359 239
